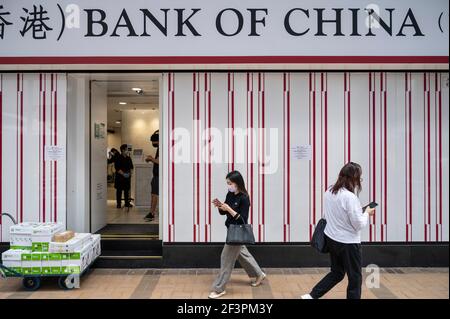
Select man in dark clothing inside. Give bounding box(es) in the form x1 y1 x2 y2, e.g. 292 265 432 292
144 130 159 221
115 144 134 208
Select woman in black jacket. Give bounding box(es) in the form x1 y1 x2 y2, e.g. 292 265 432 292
209 171 266 299
114 144 134 208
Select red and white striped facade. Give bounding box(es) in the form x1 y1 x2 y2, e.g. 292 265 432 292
0 73 66 242
0 72 448 244
160 72 449 243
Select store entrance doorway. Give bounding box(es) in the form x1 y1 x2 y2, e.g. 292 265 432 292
89 73 162 267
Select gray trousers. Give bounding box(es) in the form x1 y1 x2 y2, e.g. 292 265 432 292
211 244 264 293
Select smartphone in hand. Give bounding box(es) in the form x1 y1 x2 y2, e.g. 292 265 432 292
212 198 223 207
362 201 378 211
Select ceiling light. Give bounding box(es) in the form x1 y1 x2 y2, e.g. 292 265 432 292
132 87 141 91
119 102 127 105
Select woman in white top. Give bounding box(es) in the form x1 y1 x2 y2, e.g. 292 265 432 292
302 162 375 299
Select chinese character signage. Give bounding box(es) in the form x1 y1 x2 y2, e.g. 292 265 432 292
0 0 448 61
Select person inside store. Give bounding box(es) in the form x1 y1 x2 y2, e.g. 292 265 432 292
107 148 120 183
107 148 120 164
209 170 266 299
114 144 134 209
144 130 159 221
301 162 376 299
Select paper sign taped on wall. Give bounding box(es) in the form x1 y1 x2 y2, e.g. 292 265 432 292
291 145 312 160
45 146 65 161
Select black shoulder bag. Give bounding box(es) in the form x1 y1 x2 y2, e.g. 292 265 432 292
311 218 329 253
226 216 255 245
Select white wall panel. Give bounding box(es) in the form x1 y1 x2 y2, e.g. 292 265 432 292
1 73 66 241
161 72 449 243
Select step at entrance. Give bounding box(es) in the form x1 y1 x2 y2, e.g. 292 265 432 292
93 224 162 268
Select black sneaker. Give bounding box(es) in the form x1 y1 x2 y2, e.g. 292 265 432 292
116 204 122 209
125 203 133 208
144 213 154 220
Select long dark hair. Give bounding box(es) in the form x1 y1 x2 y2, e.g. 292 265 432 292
330 162 363 195
226 170 249 196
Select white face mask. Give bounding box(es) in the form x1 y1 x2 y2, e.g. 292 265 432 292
228 185 237 193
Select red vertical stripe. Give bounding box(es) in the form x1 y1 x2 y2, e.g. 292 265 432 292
192 73 196 242
369 73 372 241
39 74 42 223
370 73 377 242
54 74 58 222
167 73 171 242
16 74 18 223
257 73 266 242
308 73 312 239
283 73 286 242
246 73 254 226
196 74 200 242
438 73 443 241
0 74 2 241
50 74 53 223
324 73 328 191
231 74 235 172
423 73 426 241
206 73 212 242
427 73 431 241
287 73 291 241
261 73 265 241
383 73 388 241
408 73 413 240
258 73 261 241
434 73 439 241
312 73 316 230
167 73 175 242
20 74 24 223
347 73 351 162
249 73 254 226
404 73 410 241
171 74 175 241
43 74 46 223
204 73 208 242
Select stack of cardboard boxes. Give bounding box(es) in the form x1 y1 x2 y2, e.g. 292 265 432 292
1 223 101 276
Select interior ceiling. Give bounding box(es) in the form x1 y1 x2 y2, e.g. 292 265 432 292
92 74 159 130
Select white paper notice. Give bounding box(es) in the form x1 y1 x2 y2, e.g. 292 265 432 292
45 146 65 161
291 145 312 160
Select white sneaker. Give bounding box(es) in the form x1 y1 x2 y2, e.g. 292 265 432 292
301 294 313 299
208 291 226 299
251 272 266 287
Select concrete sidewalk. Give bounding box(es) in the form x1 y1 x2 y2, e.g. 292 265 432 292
0 268 448 299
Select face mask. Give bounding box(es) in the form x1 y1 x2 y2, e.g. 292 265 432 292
152 142 158 148
228 185 237 193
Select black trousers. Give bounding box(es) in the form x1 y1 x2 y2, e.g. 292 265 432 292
310 235 362 299
116 188 130 207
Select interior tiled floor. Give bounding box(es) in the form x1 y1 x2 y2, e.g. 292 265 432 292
0 268 447 299
106 185 159 225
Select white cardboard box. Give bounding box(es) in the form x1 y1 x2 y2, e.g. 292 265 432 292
90 234 101 258
49 233 92 253
31 223 65 252
9 223 40 250
61 242 93 274
21 252 42 275
1 249 26 273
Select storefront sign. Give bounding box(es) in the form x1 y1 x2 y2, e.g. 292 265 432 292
0 0 448 63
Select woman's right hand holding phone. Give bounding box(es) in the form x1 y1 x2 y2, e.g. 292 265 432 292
212 198 222 208
365 206 376 216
